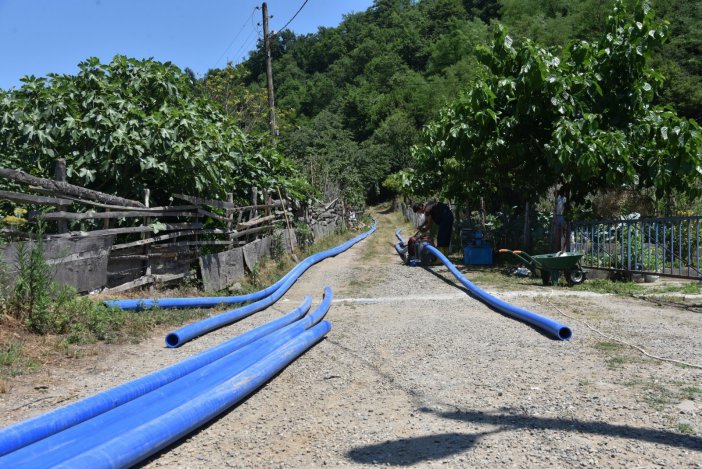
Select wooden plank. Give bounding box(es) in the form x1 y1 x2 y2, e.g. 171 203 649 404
153 272 190 282
258 235 272 259
103 272 191 294
0 190 72 207
159 240 232 247
199 246 245 292
236 214 277 230
229 225 273 239
243 239 262 270
173 193 282 211
28 188 198 212
111 230 202 250
103 276 154 293
196 208 230 222
283 228 298 253
324 198 339 211
0 167 144 207
0 229 33 239
39 209 198 220
48 222 202 239
1 236 113 293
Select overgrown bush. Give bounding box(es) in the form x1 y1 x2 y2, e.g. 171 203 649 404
295 222 314 248
0 56 310 205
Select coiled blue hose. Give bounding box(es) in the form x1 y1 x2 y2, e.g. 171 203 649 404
0 297 312 457
0 292 333 468
164 224 375 347
54 321 332 469
106 224 376 311
396 230 572 340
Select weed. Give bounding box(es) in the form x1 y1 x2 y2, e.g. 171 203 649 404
606 356 627 369
271 226 286 262
595 341 625 351
677 423 695 434
649 282 701 295
249 261 263 288
680 386 702 399
574 278 643 295
642 383 675 410
295 222 314 248
11 232 55 333
0 340 39 378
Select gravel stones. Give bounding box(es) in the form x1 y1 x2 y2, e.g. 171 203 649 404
1 213 700 467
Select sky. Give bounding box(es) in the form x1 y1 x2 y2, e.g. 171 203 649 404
0 0 375 90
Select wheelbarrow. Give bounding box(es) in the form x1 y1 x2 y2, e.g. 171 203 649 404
499 249 586 286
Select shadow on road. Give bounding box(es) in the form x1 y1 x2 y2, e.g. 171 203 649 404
346 406 702 466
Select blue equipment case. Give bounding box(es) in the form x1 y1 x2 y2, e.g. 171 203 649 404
462 229 493 265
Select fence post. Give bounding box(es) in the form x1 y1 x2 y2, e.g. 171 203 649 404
226 192 234 247
250 186 258 220
262 189 268 217
143 188 152 291
54 159 68 234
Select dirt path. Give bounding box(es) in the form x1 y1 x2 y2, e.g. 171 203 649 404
1 209 701 468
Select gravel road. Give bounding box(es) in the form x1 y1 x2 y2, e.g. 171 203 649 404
1 209 701 468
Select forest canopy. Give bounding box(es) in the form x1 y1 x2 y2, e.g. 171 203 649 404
411 1 702 213
1 0 700 214
205 0 701 212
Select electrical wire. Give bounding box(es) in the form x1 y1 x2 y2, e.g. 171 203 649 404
541 290 702 369
273 0 311 36
229 26 259 65
213 6 259 69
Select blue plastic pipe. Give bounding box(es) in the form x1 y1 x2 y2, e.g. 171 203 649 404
164 224 375 347
395 228 405 243
395 242 407 257
0 296 312 457
106 224 376 311
53 321 332 469
105 260 305 310
1 294 333 468
298 286 332 328
422 243 572 340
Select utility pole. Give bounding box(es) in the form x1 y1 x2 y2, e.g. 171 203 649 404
262 2 277 136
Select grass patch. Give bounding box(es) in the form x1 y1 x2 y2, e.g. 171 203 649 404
573 278 644 295
648 282 701 295
574 278 701 297
594 341 625 351
605 356 627 369
642 383 676 410
680 386 702 399
0 340 39 378
677 423 695 435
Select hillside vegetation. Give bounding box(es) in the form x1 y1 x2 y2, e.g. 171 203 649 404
1 0 700 215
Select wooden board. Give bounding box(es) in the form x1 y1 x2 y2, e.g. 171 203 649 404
283 228 298 253
0 236 114 293
243 239 262 270
198 247 245 292
0 167 144 207
174 193 282 211
258 235 272 259
40 209 198 220
0 190 72 207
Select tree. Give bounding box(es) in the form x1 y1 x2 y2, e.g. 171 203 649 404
0 56 309 204
412 1 702 212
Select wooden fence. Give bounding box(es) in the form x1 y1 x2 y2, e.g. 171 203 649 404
0 162 344 293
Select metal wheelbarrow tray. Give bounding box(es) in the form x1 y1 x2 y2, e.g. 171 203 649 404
499 249 586 286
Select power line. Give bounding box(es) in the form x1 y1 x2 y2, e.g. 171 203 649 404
229 26 260 65
213 6 259 69
273 0 311 36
